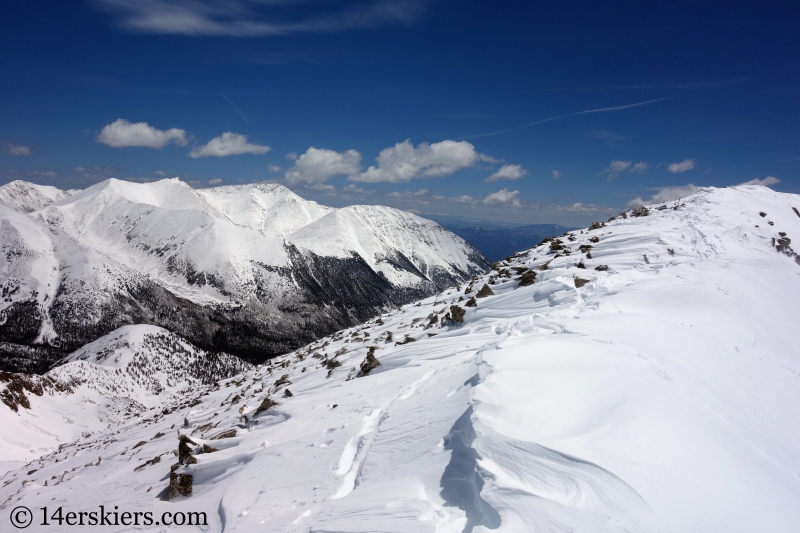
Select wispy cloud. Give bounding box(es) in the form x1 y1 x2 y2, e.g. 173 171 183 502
4 144 33 156
739 176 780 187
667 159 696 173
96 119 187 149
208 178 222 186
628 184 701 207
466 97 673 139
93 0 428 37
188 132 270 158
222 93 248 124
604 160 648 180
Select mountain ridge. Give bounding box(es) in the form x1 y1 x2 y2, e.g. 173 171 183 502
0 178 488 372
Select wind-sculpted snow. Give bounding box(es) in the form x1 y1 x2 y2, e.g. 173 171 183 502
0 178 487 370
1 185 798 531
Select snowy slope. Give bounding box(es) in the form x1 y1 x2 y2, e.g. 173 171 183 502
0 325 250 463
0 179 487 369
2 185 798 532
198 183 333 236
0 180 78 214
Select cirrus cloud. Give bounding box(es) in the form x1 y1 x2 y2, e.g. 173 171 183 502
352 139 492 183
284 147 362 185
188 132 270 158
96 119 188 149
486 164 527 183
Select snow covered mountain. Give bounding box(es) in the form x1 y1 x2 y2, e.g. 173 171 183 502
0 324 250 463
0 179 488 372
0 180 78 214
2 185 798 532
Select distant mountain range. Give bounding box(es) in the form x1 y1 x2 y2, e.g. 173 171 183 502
421 214 577 261
0 179 488 372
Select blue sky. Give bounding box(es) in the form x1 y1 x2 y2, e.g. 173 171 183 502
1 0 798 225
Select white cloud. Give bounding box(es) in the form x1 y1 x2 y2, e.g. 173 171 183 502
284 147 362 185
552 169 561 180
267 163 282 173
483 188 521 208
451 195 476 204
605 160 631 180
739 176 780 187
342 184 375 195
96 119 187 149
93 0 426 37
152 170 167 176
667 159 696 173
189 132 270 158
486 164 527 183
208 178 222 186
352 139 490 183
605 159 649 180
307 183 335 191
387 188 429 199
6 144 32 156
286 152 298 160
627 184 701 207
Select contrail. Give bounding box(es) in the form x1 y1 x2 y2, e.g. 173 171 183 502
464 96 673 139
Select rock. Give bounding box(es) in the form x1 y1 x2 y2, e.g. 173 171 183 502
253 397 278 417
549 241 564 251
589 221 604 230
202 444 218 453
779 232 787 237
395 335 417 345
586 252 592 259
760 211 767 217
284 389 293 397
133 441 147 449
577 261 585 269
360 347 381 376
579 244 593 253
793 207 800 218
574 277 590 288
450 305 466 323
274 374 291 387
519 270 537 286
169 471 192 500
632 206 649 217
476 284 494 298
325 359 341 370
491 261 502 270
644 254 650 264
595 265 609 271
668 248 675 255
588 236 599 243
178 435 196 464
620 211 628 219
465 296 477 307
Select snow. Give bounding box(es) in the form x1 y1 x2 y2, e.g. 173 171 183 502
1 185 799 532
0 180 77 214
1 178 482 311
